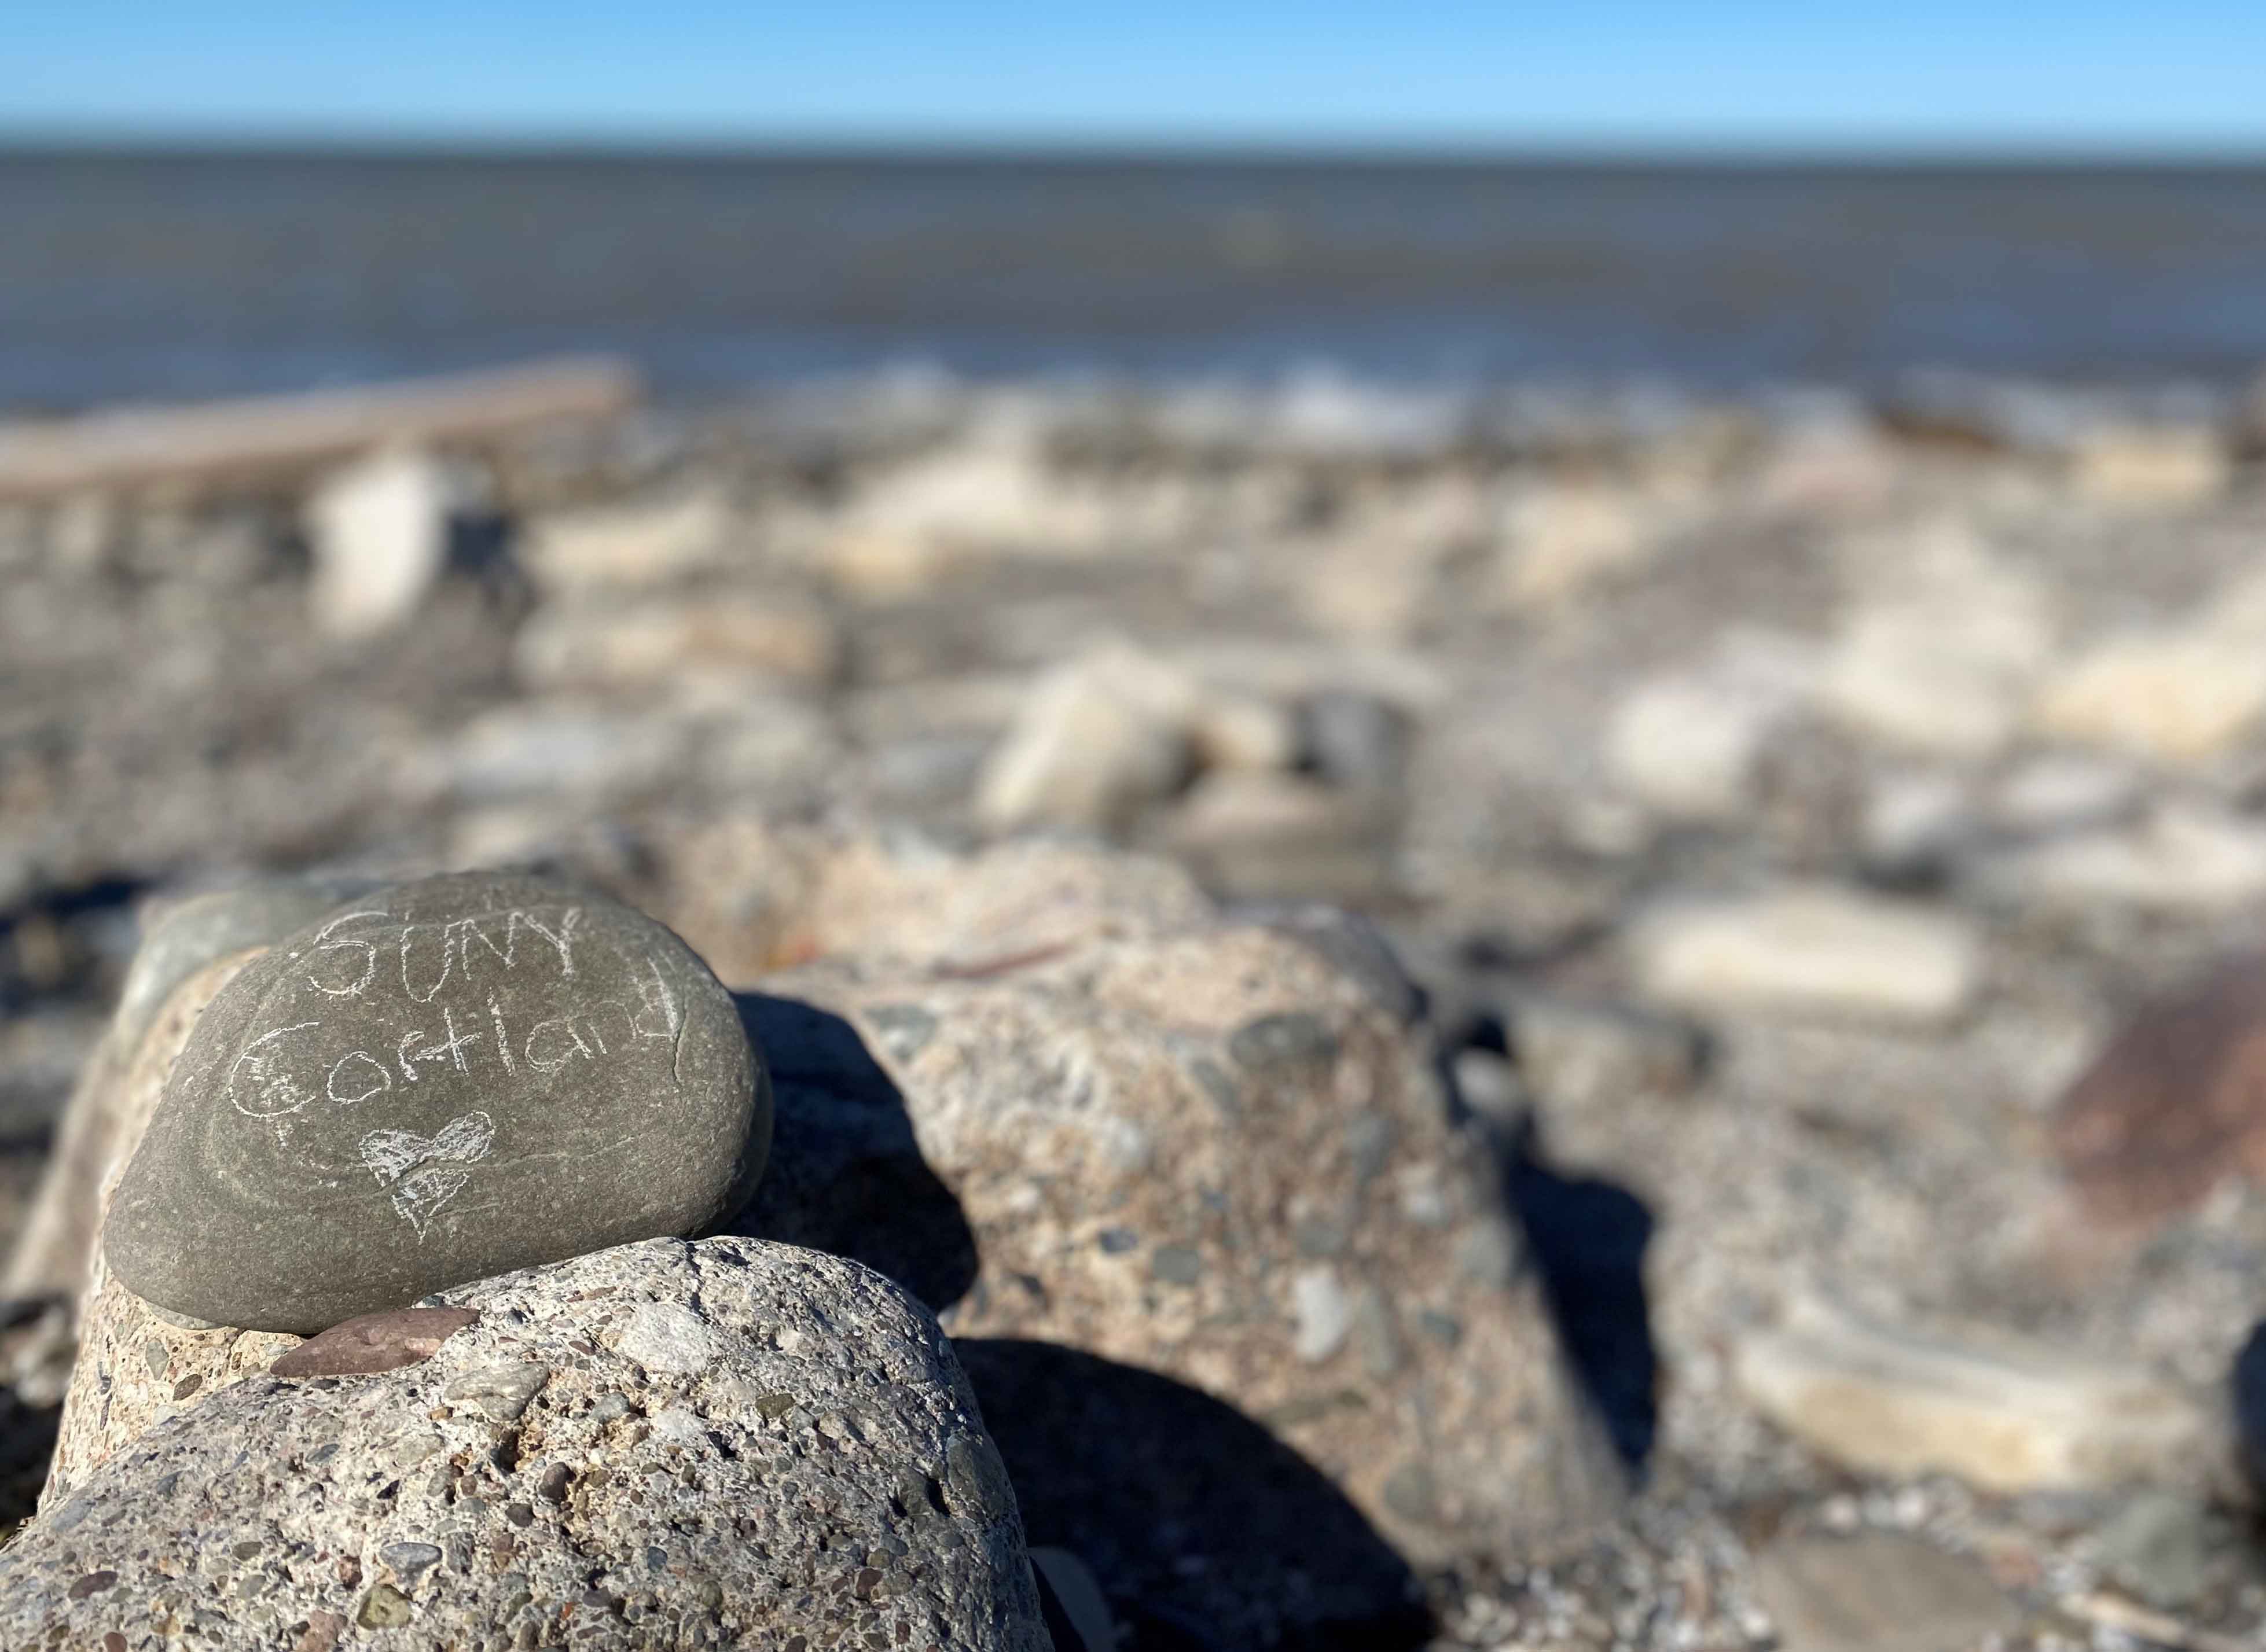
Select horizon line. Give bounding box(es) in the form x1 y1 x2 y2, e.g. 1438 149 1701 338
6 127 2266 170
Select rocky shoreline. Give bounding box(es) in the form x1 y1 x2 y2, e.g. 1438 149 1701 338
3 370 2266 1647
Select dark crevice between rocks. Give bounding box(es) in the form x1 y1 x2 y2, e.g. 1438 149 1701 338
0 1385 59 1538
2235 1319 2266 1502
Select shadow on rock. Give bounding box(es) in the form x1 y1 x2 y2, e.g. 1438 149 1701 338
727 992 980 1315
957 1340 1432 1652
0 1385 58 1533
1500 1115 1659 1471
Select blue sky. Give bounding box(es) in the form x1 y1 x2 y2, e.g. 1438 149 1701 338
6 2 2264 154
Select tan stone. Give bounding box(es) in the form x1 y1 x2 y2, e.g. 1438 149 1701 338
652 823 1219 990
1165 770 1398 903
1187 690 1298 772
821 527 961 602
518 486 735 593
1734 1294 2224 1495
1628 885 1980 1027
1753 1530 2019 1652
1819 526 2055 758
1747 428 1903 513
1497 482 1658 608
1298 534 1439 645
1981 803 2266 914
513 588 841 691
821 435 1136 597
2070 425 2230 509
2032 632 2266 764
796 833 1218 969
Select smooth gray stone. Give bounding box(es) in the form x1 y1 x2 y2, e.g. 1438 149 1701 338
105 871 766 1333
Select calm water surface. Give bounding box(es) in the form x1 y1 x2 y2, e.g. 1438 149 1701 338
3 150 2264 405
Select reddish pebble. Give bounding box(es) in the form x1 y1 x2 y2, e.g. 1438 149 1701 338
292 1612 347 1652
271 1307 481 1378
2052 957 2266 1227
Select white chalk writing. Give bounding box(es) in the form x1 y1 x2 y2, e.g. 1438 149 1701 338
303 912 385 997
398 908 583 1003
237 908 692 1226
359 1111 495 1238
325 1049 391 1107
229 1022 324 1118
302 906 584 1003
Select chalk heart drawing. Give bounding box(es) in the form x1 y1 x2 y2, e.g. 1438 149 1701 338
359 1111 496 1239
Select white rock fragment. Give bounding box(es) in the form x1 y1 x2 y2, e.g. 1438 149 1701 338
1450 1048 1527 1124
2069 424 2230 508
1988 754 2140 833
519 486 734 594
1819 524 2055 757
615 1300 722 1375
1497 481 1659 609
1606 676 1783 822
1290 1266 1353 1364
304 445 467 639
975 642 1199 833
1978 803 2266 914
1628 884 1979 1026
441 1361 550 1422
822 425 1129 598
850 434 1071 549
513 588 841 691
1604 632 1819 821
1734 1294 2225 1495
1188 690 1298 772
2032 632 2266 764
46 491 120 579
1860 771 1973 871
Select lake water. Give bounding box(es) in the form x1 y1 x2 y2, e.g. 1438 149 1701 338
5 149 2265 407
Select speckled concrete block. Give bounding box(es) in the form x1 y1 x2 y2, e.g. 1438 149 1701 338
6 1237 1049 1652
751 914 1624 1570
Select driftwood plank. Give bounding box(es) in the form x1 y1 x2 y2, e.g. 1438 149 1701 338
0 358 641 498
